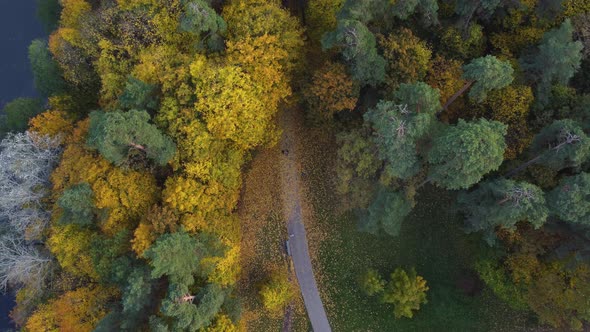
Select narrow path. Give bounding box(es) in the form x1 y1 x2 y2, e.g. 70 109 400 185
279 108 331 332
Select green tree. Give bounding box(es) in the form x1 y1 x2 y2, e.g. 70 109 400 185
381 268 428 319
0 98 44 135
458 179 548 243
335 128 380 210
160 283 226 331
364 83 440 179
57 182 95 226
322 19 386 86
531 119 590 171
521 19 583 104
439 55 513 114
427 119 507 190
87 109 176 166
180 0 227 50
462 55 514 102
36 0 61 33
119 77 159 111
455 0 502 27
120 265 156 329
144 230 210 286
547 173 590 226
391 0 438 25
259 270 294 313
359 188 412 237
29 39 66 97
360 268 385 296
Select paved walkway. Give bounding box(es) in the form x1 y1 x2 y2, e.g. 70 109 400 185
280 109 331 332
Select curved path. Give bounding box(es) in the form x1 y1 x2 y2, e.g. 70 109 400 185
280 109 331 332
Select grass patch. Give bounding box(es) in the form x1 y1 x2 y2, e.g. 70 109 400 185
298 125 533 332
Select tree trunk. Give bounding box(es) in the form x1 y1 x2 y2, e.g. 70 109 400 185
436 80 474 117
128 142 146 151
504 154 544 178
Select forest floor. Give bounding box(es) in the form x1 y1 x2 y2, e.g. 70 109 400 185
279 107 331 331
296 122 538 332
236 108 309 332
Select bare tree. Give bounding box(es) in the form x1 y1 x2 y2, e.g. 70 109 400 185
0 132 61 238
0 235 51 293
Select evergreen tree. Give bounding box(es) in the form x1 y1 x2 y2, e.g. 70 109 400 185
322 19 386 86
57 183 95 226
87 109 176 166
364 83 440 179
462 55 514 102
547 173 590 226
359 188 412 237
144 230 209 286
428 119 507 190
531 119 590 171
28 39 66 98
119 77 159 111
458 179 548 242
0 98 44 135
521 19 583 104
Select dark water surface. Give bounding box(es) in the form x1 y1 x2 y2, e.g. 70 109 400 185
0 0 44 328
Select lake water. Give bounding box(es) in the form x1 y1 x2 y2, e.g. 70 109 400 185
0 0 45 328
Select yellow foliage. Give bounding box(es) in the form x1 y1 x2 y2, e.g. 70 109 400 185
191 59 270 149
206 314 239 332
92 167 158 235
305 61 359 120
96 39 133 107
426 55 466 122
116 0 156 10
223 0 304 73
306 0 343 43
163 176 239 215
47 224 97 279
28 110 74 144
378 29 432 88
60 0 91 29
259 269 294 314
132 205 180 256
25 286 116 332
484 85 534 159
491 27 545 58
205 240 241 286
131 222 156 256
226 35 292 112
50 119 159 235
563 0 590 17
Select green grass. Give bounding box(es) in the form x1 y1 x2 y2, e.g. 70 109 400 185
315 186 533 332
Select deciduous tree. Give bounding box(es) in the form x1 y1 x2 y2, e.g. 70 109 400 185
381 268 428 319
378 29 432 89
259 270 294 313
360 268 385 296
305 61 359 121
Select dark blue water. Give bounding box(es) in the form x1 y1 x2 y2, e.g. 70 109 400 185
0 0 45 328
0 0 44 107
